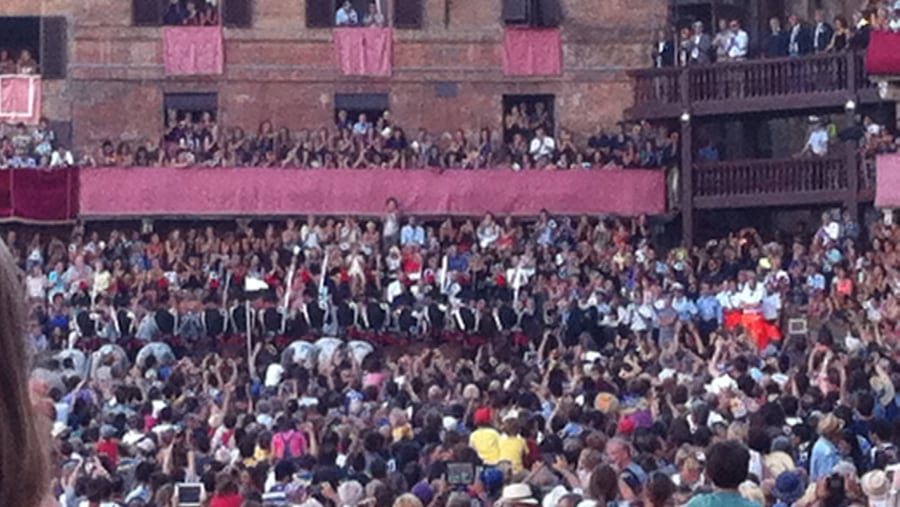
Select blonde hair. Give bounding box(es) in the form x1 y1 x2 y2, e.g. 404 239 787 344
0 239 46 507
393 493 424 507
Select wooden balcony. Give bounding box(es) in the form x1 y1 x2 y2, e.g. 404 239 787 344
628 51 879 119
690 153 872 209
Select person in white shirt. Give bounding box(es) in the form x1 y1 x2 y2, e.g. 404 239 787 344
529 127 556 164
727 20 749 60
799 117 829 157
50 145 75 168
335 0 359 26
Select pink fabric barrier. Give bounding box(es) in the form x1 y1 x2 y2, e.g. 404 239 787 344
876 154 900 208
334 28 393 76
866 30 900 75
0 75 42 125
503 28 562 76
0 168 78 222
79 167 665 217
163 26 224 75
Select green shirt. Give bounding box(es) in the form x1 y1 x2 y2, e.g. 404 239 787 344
685 491 761 507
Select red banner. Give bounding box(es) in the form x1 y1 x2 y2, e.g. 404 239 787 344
0 75 42 125
503 28 562 76
163 26 224 75
0 168 78 222
876 154 900 208
334 28 393 76
78 167 665 217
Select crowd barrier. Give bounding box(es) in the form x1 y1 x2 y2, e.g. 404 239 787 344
0 167 78 222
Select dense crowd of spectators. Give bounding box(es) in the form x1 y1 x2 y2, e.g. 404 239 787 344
78 109 678 170
11 200 900 507
0 120 74 169
0 48 39 74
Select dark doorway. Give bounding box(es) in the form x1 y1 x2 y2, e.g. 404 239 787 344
501 94 555 144
0 17 40 68
334 93 390 131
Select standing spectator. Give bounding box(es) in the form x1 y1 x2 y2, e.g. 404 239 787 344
16 50 37 75
799 116 830 157
813 9 834 53
685 441 757 507
352 113 372 137
788 15 813 56
849 9 872 50
726 20 749 61
678 26 693 67
766 17 789 57
400 217 425 247
0 50 16 74
163 0 187 25
712 19 733 62
49 144 75 168
653 28 675 67
335 0 359 26
828 16 850 51
810 414 844 480
363 1 385 27
689 21 712 64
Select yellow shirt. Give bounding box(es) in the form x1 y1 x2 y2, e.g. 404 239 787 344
392 423 413 443
498 434 527 472
469 427 501 465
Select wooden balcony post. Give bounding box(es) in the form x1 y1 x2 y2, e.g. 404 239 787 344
847 50 857 96
680 116 693 246
844 140 859 224
679 68 690 112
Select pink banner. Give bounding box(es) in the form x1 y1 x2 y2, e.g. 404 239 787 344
79 168 665 217
866 30 900 75
0 75 42 125
876 154 900 208
503 28 562 76
334 28 393 76
163 26 224 75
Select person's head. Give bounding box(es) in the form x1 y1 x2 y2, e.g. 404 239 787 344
770 16 782 31
368 1 377 14
605 437 632 470
704 440 750 489
646 472 675 507
789 14 799 27
815 9 825 23
729 19 740 31
0 238 47 507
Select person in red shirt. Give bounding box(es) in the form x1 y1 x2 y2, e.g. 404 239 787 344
96 426 119 469
209 473 243 507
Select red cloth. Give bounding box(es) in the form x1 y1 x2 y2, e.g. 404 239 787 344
865 30 900 75
163 26 224 75
0 75 42 125
723 309 742 330
96 439 119 469
876 154 900 208
210 494 244 507
0 168 78 222
334 28 393 76
503 28 562 76
79 167 666 217
473 407 492 425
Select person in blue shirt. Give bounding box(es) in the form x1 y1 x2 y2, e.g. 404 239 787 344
400 217 425 247
671 283 698 323
810 413 844 481
685 440 760 507
695 281 722 346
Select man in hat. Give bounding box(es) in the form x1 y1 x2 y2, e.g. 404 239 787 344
497 483 538 506
810 413 844 480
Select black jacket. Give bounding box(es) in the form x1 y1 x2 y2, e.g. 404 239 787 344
766 31 789 57
813 22 834 52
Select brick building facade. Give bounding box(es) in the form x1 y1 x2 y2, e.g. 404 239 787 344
2 0 673 154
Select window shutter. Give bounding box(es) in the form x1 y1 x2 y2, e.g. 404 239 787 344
307 0 335 27
133 0 162 26
394 0 423 28
40 16 67 79
223 0 253 27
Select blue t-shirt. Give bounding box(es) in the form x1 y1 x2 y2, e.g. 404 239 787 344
685 491 761 507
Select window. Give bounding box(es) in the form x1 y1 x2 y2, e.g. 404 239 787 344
334 93 389 131
40 17 67 79
394 0 423 28
0 17 40 74
133 0 251 26
163 92 218 128
501 0 561 27
501 94 555 143
308 0 391 28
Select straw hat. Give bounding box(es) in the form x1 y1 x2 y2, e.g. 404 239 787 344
764 451 796 477
498 483 538 505
861 470 891 507
817 413 844 436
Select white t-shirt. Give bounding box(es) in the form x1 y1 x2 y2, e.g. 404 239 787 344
529 136 556 158
25 274 46 299
806 128 829 156
264 363 284 388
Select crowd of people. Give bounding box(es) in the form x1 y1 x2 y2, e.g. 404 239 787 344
652 4 885 67
8 199 900 507
0 119 74 169
78 109 678 171
0 47 39 74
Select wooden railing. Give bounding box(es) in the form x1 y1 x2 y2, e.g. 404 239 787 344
694 156 848 199
859 157 877 191
630 51 875 114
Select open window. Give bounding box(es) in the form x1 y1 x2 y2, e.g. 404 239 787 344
334 93 389 131
394 0 423 28
163 92 218 134
134 0 251 26
501 94 555 143
308 0 390 28
0 17 40 74
501 0 561 27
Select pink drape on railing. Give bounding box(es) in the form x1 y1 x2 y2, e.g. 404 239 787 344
0 75 42 125
0 168 78 222
333 28 393 76
79 167 665 217
876 154 900 208
503 28 562 76
163 26 225 75
866 30 900 75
